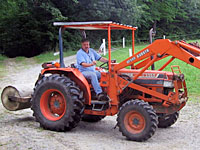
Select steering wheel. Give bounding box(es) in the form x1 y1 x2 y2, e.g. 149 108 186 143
98 60 116 70
99 61 109 70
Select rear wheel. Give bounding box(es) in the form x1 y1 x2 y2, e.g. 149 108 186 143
158 112 179 128
82 114 105 122
32 74 84 131
117 100 158 142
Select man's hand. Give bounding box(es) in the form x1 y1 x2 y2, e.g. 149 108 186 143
92 61 97 65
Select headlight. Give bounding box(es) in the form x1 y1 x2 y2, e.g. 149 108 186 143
163 81 174 88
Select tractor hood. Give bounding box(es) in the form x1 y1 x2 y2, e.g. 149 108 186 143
118 69 179 88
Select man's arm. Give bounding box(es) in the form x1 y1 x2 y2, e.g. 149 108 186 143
99 57 108 63
81 61 96 67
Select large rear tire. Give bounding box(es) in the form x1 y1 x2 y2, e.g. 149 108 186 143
82 114 105 122
158 112 179 128
31 74 84 131
117 100 158 142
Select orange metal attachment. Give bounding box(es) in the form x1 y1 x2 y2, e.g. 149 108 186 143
171 65 182 74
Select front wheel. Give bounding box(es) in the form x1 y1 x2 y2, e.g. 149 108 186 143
117 100 158 142
31 74 84 131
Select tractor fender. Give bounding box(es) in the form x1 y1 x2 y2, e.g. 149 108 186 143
40 68 91 104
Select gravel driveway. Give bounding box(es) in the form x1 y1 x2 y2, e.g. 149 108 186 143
0 56 200 150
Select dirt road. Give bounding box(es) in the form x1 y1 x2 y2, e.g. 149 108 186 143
0 56 200 150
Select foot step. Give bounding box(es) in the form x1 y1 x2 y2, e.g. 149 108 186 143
91 100 108 105
91 100 108 111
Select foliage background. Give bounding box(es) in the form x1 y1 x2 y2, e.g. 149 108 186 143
0 0 200 57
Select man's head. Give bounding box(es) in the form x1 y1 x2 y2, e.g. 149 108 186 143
81 38 90 52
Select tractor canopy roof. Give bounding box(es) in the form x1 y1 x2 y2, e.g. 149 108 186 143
53 21 137 30
54 21 137 69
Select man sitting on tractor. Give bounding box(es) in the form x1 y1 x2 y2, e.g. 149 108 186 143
76 38 108 101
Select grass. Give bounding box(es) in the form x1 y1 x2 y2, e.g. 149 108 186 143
15 56 29 66
105 39 200 95
0 55 7 77
0 55 7 65
15 56 26 62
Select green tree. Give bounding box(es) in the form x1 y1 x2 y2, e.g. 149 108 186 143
1 0 200 57
136 0 186 39
0 0 67 57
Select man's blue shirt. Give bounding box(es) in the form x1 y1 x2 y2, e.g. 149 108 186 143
76 48 101 72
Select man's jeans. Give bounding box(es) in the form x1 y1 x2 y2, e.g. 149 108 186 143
81 71 102 95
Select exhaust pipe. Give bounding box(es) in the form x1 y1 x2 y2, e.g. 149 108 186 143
1 86 32 111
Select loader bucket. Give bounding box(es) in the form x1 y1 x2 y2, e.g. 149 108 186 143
1 86 32 111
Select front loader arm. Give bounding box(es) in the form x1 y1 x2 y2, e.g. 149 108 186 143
166 41 200 69
114 39 200 72
114 39 172 72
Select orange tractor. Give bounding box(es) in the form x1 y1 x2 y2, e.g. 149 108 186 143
2 21 200 141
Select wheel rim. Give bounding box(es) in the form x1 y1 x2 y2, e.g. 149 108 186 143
40 89 66 121
124 111 146 134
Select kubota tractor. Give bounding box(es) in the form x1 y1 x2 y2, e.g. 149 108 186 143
3 21 196 142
